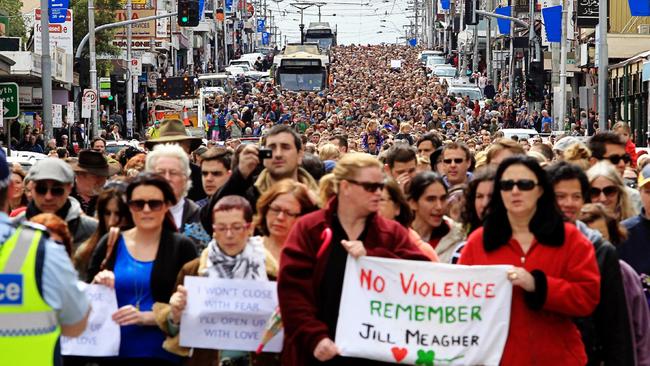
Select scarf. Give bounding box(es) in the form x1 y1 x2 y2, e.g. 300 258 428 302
202 236 267 280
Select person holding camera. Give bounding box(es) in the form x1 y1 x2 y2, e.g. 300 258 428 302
200 125 319 236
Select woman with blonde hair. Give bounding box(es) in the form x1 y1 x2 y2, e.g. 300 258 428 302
278 153 429 365
587 161 638 221
318 143 341 161
563 142 592 171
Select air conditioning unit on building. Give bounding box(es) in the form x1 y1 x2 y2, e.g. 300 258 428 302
638 24 650 34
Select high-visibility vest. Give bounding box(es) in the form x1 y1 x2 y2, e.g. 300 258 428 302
0 227 60 366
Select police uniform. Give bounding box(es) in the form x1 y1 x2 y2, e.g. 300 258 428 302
0 150 89 366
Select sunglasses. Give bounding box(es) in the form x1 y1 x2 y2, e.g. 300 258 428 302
346 179 385 193
34 183 66 197
201 170 225 177
128 199 165 212
590 186 618 198
499 179 538 191
443 158 465 165
605 154 631 165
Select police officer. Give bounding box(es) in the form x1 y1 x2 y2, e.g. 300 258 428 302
0 149 90 366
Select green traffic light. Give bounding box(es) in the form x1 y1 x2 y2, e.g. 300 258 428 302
181 16 188 22
108 95 114 101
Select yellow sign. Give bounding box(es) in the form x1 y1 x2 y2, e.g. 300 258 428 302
114 10 156 37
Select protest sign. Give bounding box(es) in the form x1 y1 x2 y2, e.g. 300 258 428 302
391 59 402 69
61 283 120 356
335 256 512 365
179 276 283 352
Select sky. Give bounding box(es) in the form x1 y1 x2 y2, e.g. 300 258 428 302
266 0 414 46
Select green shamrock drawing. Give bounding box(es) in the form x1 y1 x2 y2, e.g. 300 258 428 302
415 349 435 366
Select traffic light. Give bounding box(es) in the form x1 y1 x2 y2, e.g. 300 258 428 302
178 0 200 27
464 0 478 25
526 62 545 102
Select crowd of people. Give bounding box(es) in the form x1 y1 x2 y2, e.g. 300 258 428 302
3 44 650 366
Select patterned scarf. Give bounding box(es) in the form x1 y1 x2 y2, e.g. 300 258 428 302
203 236 267 280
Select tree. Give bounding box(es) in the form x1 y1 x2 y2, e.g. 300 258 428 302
0 0 27 39
72 0 121 59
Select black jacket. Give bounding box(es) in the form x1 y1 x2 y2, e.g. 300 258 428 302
187 162 207 202
86 229 197 303
574 222 635 366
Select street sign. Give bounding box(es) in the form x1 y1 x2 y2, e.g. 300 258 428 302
262 32 269 46
148 72 159 88
257 19 265 33
0 83 19 119
130 58 142 76
49 0 70 23
83 88 98 106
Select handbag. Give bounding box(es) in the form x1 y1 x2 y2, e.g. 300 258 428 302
99 227 121 271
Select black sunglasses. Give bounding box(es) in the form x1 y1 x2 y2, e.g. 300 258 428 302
128 199 165 212
443 158 464 165
605 153 631 165
590 186 618 198
346 179 385 193
499 179 538 191
34 183 66 197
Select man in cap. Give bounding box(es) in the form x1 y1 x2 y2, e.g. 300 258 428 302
145 119 206 202
620 164 650 277
16 158 98 251
0 149 90 365
70 149 121 216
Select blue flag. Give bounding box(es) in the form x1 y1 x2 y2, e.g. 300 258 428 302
542 5 562 42
441 0 450 10
495 6 511 35
262 32 269 45
257 19 265 33
629 0 650 16
409 38 417 47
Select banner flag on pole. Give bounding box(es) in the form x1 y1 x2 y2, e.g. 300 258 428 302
542 5 562 42
629 0 650 16
495 6 512 35
441 0 451 10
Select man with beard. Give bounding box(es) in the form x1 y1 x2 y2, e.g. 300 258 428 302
69 150 120 216
201 125 318 235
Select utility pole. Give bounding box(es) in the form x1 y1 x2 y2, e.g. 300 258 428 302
598 0 608 130
314 2 325 22
559 0 567 130
88 0 98 137
414 0 419 45
291 2 313 44
126 0 133 136
508 0 514 99
41 0 53 140
214 0 220 71
486 0 493 83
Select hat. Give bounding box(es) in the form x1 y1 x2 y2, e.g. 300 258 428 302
144 119 202 151
553 136 580 153
69 150 121 177
28 158 75 184
638 164 650 188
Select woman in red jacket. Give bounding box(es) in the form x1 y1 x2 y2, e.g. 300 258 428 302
278 153 429 366
459 155 601 365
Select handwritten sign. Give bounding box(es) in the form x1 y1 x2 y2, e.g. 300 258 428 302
61 284 120 356
179 276 283 352
335 256 512 365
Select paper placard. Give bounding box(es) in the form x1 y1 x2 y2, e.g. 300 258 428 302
335 256 512 365
61 283 120 356
179 276 283 352
391 59 402 69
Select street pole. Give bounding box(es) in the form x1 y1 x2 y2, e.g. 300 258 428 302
598 0 608 130
508 6 514 99
41 0 53 141
214 0 219 70
559 0 567 131
126 0 133 136
472 24 479 72
88 0 98 137
486 0 493 83
291 3 313 45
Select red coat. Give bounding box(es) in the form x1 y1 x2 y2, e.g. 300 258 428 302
459 223 601 365
277 199 429 365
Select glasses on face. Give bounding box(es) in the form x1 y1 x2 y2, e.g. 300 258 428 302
604 153 631 165
443 158 464 165
213 223 249 234
155 169 185 179
499 179 538 191
201 170 225 177
346 179 385 193
590 186 618 199
268 206 300 218
128 199 165 212
34 183 66 197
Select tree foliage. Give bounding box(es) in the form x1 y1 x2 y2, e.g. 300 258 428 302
72 0 121 58
0 0 27 39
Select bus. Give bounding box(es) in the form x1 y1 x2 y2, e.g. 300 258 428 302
304 22 337 51
275 51 328 91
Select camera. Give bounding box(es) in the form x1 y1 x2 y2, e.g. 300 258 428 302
258 148 272 160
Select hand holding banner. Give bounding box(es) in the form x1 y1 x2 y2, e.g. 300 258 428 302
335 256 513 365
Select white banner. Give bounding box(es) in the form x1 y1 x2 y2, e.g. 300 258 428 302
335 256 513 365
391 59 402 69
61 284 120 356
66 101 74 125
179 276 283 352
52 104 63 128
